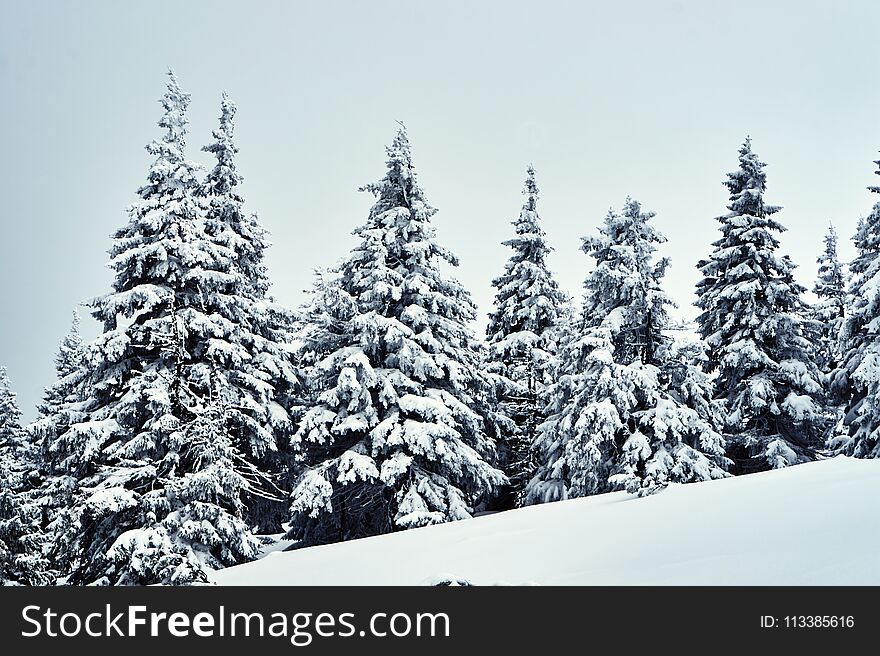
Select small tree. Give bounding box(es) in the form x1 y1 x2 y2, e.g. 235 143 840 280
33 310 89 452
486 166 566 504
811 223 846 375
38 310 86 416
0 367 52 585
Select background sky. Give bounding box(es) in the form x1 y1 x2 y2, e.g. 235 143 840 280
1 0 879 419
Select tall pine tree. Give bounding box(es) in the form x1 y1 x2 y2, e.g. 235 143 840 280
526 198 728 503
485 166 565 504
288 126 507 546
695 138 823 472
833 155 880 458
41 72 265 584
198 91 300 531
811 224 846 375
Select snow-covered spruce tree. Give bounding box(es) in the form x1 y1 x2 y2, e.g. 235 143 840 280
33 310 89 440
828 216 866 404
288 126 507 547
199 92 299 531
811 224 846 375
526 198 728 502
42 72 264 585
832 156 880 458
0 368 52 585
38 310 86 417
0 369 30 465
695 138 823 472
25 311 90 583
485 166 566 505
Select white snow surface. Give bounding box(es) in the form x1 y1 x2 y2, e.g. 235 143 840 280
211 456 880 586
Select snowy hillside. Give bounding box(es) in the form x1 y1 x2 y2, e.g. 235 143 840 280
211 456 880 586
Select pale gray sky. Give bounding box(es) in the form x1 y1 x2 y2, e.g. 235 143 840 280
1 0 879 419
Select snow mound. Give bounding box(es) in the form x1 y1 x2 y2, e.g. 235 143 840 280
211 456 880 585
420 573 474 586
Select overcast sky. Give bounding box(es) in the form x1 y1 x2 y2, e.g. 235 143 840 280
2 0 879 419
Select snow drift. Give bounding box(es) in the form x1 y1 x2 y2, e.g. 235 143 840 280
211 455 880 586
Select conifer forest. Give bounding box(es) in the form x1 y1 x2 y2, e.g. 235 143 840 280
2 66 880 586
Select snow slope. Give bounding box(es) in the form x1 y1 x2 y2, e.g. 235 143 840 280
211 456 880 585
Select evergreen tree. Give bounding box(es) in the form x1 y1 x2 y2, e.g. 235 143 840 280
49 310 85 388
526 198 728 503
34 310 88 432
201 92 271 300
485 166 566 504
199 91 300 531
41 72 263 585
833 156 880 458
288 126 507 547
0 368 26 457
695 138 823 472
0 367 52 585
811 224 846 374
27 311 90 584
